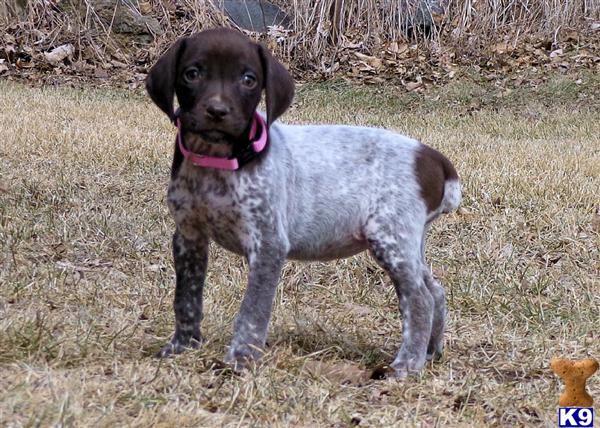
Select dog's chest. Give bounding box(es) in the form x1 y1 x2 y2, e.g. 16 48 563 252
167 172 263 255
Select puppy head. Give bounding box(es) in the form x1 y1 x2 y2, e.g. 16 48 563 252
146 28 294 143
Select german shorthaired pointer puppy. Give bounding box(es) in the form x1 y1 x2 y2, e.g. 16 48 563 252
146 28 461 378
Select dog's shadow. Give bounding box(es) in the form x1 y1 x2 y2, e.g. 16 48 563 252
269 324 394 368
141 317 395 372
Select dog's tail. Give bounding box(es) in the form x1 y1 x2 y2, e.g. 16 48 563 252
417 144 461 221
439 159 461 214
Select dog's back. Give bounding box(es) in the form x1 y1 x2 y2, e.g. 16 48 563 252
268 121 460 259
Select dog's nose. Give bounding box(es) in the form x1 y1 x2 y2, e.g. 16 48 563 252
205 102 230 121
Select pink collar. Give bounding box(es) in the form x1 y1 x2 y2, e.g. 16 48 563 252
175 112 268 170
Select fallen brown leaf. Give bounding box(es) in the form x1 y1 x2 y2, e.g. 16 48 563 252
354 52 383 69
304 360 370 386
550 48 563 58
456 207 473 216
343 303 372 317
592 209 600 233
405 81 422 91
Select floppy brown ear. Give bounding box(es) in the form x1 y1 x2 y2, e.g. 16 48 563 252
257 44 295 127
145 37 187 122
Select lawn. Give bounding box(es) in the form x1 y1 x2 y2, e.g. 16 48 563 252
0 77 599 427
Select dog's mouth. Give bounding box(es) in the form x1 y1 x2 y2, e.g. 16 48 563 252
177 110 257 158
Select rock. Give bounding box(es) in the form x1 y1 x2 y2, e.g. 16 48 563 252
213 0 291 32
385 0 444 37
90 0 162 42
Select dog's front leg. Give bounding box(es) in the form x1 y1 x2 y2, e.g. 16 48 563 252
225 243 285 370
157 228 208 357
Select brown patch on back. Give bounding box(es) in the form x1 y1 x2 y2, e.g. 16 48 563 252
415 145 458 213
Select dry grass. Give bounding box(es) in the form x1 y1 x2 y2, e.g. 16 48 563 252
1 77 599 427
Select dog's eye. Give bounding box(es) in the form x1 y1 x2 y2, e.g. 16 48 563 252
241 73 257 88
184 67 202 82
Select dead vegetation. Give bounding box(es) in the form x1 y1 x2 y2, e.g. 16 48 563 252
1 76 599 426
1 0 599 90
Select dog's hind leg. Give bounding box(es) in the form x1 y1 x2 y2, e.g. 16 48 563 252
157 229 208 357
420 228 446 361
366 218 433 379
423 267 446 361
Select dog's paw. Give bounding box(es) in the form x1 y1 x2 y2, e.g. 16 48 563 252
224 343 263 371
388 366 425 380
426 337 444 362
426 345 444 362
368 364 420 381
389 354 427 379
155 337 201 358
